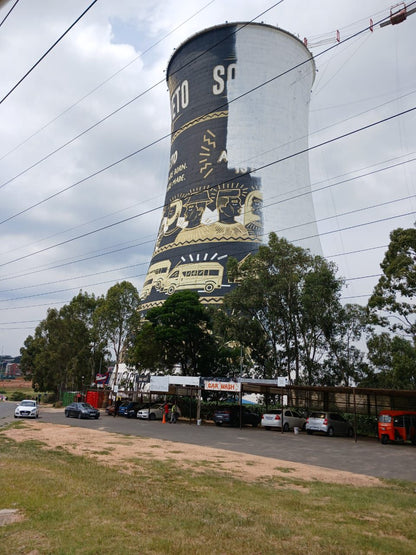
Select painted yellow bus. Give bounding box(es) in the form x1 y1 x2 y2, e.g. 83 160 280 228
161 262 224 295
140 260 172 299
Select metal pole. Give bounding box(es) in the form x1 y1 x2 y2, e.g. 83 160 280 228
353 387 358 443
239 387 243 429
196 387 202 425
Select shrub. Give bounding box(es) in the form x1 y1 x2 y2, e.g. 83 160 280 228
9 391 27 401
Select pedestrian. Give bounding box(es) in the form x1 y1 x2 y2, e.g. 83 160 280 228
164 402 169 422
170 403 178 423
114 397 121 417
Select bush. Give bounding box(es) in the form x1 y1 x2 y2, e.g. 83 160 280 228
43 392 58 404
9 391 28 401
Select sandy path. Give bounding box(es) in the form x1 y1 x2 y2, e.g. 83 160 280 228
2 421 382 487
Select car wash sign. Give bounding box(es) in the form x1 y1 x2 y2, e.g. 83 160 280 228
204 380 241 392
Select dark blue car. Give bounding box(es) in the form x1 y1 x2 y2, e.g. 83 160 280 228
213 406 260 427
118 401 143 418
64 402 100 419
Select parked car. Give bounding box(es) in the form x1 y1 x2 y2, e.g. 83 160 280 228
213 406 261 427
305 411 353 437
119 401 143 418
261 409 306 431
14 399 39 419
105 401 129 416
65 402 100 419
137 403 181 421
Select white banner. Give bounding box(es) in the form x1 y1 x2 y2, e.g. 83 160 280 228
169 376 201 386
150 376 169 392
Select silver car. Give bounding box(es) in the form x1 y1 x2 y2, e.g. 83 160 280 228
261 409 306 431
305 411 353 437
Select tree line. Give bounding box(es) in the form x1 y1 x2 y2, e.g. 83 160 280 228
20 227 416 396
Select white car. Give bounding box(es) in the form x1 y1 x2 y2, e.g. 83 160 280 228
137 403 180 421
14 399 39 419
261 409 306 432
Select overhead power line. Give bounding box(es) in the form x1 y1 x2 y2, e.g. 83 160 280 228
1 152 411 282
0 192 415 301
0 0 99 105
0 0 20 28
0 102 414 267
0 3 389 197
0 0 217 163
2 56 410 228
0 4 412 316
0 1 284 190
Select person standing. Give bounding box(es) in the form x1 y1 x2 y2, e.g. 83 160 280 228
163 402 169 423
170 403 178 423
114 397 121 417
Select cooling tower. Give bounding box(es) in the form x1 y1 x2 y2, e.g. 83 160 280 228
140 22 320 311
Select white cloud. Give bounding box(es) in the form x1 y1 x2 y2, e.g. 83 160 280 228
0 0 415 355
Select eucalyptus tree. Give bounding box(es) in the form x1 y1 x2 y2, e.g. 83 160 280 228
225 233 344 384
366 226 416 389
94 281 141 387
368 226 416 340
20 291 107 397
321 304 369 386
364 332 416 389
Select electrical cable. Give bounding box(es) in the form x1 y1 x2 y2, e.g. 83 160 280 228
0 0 217 163
0 262 148 293
1 200 415 301
0 5 413 327
0 149 414 299
0 1 385 204
2 93 414 261
0 1 285 191
0 0 20 28
1 102 414 267
1 8 402 320
0 0 99 105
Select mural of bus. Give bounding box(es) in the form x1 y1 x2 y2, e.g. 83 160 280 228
140 260 172 299
160 262 224 295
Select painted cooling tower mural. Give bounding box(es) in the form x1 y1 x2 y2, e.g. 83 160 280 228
140 22 320 311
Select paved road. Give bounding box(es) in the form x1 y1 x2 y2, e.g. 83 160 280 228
1 402 415 482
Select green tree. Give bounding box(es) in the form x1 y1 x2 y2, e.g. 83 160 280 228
364 332 416 389
211 306 274 380
321 304 369 386
368 226 416 339
20 292 107 397
60 291 107 384
226 233 343 384
365 225 416 389
136 290 218 375
94 281 141 387
126 320 165 373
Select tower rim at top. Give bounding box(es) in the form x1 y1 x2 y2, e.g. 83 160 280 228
166 21 316 82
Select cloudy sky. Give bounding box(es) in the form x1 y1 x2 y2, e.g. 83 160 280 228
0 0 415 357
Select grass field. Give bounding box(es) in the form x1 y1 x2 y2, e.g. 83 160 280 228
0 422 415 554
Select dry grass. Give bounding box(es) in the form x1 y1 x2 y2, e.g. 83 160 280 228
0 422 415 555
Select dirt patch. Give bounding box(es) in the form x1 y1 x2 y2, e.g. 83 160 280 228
0 509 25 526
1 421 383 488
0 378 31 390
